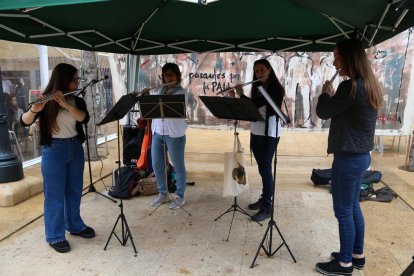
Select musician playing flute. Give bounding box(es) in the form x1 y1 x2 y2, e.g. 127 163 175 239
229 59 285 222
315 39 383 275
142 63 188 210
20 63 95 253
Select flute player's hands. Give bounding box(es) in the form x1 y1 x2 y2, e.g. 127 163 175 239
322 81 335 96
235 84 243 96
142 88 150 95
30 95 47 112
228 89 236 97
53 90 71 109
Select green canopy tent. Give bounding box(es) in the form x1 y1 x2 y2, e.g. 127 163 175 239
0 0 413 54
1 0 414 183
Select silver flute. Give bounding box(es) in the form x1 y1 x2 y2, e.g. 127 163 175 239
28 81 177 106
329 70 339 82
28 89 82 106
133 81 177 96
216 77 266 95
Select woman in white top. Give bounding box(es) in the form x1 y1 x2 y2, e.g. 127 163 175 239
232 59 285 222
21 63 95 253
145 63 188 210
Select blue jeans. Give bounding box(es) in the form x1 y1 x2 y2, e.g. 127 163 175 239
151 133 186 198
331 152 371 263
250 134 279 209
41 138 86 243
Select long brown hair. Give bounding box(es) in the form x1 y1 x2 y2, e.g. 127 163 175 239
335 39 383 110
42 63 78 135
250 59 285 101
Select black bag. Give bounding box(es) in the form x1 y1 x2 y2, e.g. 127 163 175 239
311 169 382 186
311 169 332 185
108 166 137 199
365 187 398 202
167 162 177 193
361 170 382 184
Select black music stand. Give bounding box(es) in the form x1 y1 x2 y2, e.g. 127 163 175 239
199 96 263 241
98 93 140 256
79 80 117 203
250 86 296 268
139 94 191 216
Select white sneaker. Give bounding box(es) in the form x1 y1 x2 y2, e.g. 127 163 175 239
169 196 185 210
150 193 169 207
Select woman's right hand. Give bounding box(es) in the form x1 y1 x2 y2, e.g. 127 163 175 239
235 84 243 96
141 88 150 95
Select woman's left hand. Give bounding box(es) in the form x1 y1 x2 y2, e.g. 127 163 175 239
53 90 71 109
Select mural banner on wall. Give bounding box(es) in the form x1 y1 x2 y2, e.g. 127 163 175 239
131 29 413 134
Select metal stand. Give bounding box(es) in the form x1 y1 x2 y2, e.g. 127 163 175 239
75 78 116 203
214 121 261 241
104 121 137 255
215 196 261 241
97 94 141 255
250 118 296 268
147 121 191 217
139 94 191 216
82 122 117 203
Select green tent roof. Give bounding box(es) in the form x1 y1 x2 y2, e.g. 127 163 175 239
0 0 107 10
0 0 413 54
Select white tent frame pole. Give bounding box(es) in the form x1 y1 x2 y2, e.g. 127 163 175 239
132 1 166 51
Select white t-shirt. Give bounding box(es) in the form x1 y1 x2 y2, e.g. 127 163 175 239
250 105 281 138
151 85 188 138
52 99 78 138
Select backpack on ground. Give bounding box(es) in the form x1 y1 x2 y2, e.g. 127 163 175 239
311 169 331 185
132 172 158 196
108 166 138 199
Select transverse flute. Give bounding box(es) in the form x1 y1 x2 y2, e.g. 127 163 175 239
28 89 82 106
28 81 178 106
134 81 177 96
216 77 266 95
329 70 339 82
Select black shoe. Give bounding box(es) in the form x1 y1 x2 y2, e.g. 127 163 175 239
248 198 264 210
49 240 71 253
331 252 365 269
315 259 353 275
251 207 271 222
70 226 95 239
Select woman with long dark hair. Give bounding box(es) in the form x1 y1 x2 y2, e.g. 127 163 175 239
231 59 285 222
21 63 95 253
315 39 383 275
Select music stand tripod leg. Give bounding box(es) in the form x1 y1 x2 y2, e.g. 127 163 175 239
104 198 138 255
250 138 296 268
149 136 191 216
215 196 262 242
147 112 191 216
103 121 137 255
214 122 262 241
82 123 117 203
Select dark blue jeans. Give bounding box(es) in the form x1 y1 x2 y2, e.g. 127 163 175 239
331 152 371 263
41 137 86 243
250 134 279 209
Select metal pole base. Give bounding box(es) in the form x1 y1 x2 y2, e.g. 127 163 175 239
215 197 262 241
104 199 137 256
82 183 117 203
250 218 296 268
